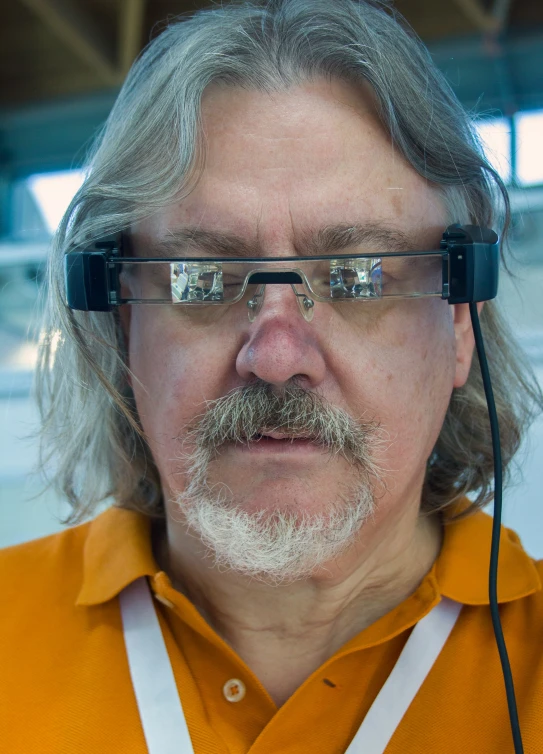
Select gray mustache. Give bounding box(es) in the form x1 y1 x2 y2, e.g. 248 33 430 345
185 381 379 466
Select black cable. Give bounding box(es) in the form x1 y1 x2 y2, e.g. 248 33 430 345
469 302 524 754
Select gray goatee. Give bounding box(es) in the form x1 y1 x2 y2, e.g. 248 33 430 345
173 381 383 585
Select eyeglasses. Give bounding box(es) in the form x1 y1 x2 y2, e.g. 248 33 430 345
116 252 445 322
65 224 500 321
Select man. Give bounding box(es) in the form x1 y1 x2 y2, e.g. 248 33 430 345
1 1 542 752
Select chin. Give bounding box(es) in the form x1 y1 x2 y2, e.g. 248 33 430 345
170 470 375 584
213 475 363 518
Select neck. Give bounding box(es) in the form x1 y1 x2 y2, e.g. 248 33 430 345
153 500 443 707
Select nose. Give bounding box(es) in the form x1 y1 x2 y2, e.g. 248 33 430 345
236 284 327 387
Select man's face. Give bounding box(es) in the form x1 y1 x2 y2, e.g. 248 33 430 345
125 78 473 577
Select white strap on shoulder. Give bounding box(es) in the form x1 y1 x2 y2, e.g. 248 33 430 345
120 577 195 754
344 596 462 754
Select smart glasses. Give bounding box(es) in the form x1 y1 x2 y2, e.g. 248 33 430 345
65 224 499 320
119 253 444 323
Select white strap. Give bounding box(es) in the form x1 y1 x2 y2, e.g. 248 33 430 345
120 576 461 754
344 596 462 754
119 577 195 754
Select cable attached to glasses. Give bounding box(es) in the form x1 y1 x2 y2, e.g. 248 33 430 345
469 302 524 754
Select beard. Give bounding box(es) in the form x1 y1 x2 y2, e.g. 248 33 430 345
171 381 383 586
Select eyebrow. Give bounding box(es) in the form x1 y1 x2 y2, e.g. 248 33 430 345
146 223 423 259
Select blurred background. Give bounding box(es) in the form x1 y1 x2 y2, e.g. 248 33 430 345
0 0 542 552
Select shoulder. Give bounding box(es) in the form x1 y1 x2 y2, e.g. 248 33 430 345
528 557 543 611
0 521 92 616
494 522 543 622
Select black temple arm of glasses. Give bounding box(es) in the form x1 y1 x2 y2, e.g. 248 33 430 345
65 234 121 312
444 225 499 304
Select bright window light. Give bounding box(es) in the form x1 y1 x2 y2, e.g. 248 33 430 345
515 110 543 186
27 169 86 234
474 117 512 184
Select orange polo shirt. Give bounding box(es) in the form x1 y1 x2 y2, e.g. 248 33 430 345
0 503 542 753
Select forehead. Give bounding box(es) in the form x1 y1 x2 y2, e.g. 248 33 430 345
133 78 447 253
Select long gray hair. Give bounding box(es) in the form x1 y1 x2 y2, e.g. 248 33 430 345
36 0 543 525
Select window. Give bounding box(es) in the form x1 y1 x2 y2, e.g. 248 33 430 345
515 110 543 187
474 117 512 185
27 169 86 234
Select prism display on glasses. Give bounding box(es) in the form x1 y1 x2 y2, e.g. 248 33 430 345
65 224 500 319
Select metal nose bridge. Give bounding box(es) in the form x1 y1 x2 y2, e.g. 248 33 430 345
246 270 315 323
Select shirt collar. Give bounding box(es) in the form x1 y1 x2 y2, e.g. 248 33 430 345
76 506 157 606
76 502 541 607
436 502 541 604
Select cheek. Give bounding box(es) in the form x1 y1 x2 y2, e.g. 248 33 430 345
127 308 235 481
342 299 456 474
395 303 455 457
391 304 455 408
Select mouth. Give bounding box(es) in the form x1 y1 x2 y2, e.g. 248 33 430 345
256 430 312 441
233 429 321 455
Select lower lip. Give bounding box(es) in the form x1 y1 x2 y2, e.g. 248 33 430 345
233 437 323 454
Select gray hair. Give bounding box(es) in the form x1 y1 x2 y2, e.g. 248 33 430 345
36 0 543 525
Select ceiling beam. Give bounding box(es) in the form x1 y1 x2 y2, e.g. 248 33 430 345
491 0 512 31
451 0 502 34
119 0 145 77
18 0 119 86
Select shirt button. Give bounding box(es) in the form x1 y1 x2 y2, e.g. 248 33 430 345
223 678 246 703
